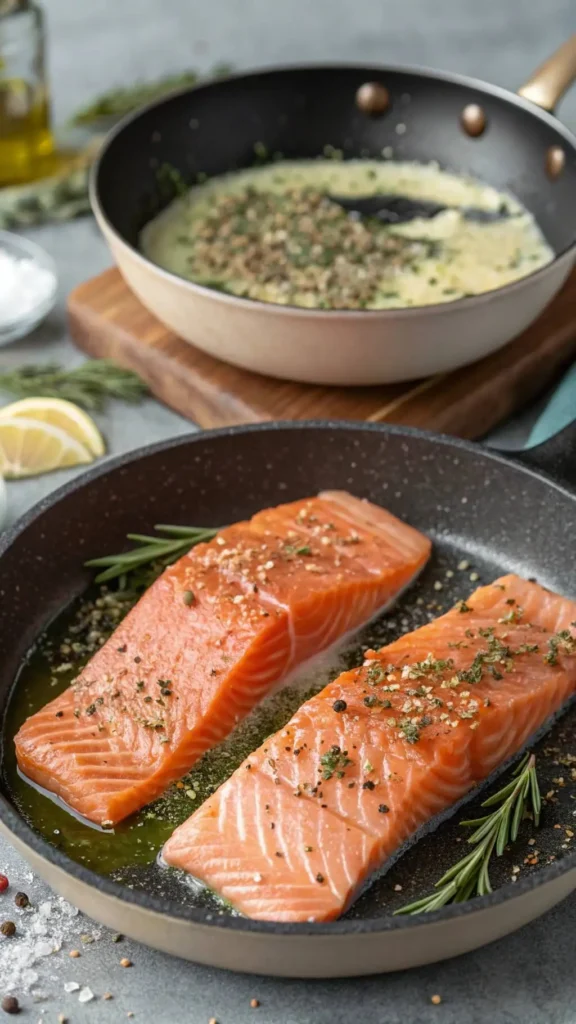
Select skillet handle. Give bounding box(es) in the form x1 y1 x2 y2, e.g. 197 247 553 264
498 421 576 490
517 34 576 112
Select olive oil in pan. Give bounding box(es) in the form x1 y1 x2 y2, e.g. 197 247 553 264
3 553 576 916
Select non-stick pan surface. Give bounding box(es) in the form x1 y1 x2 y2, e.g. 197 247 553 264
95 62 576 258
1 421 576 977
90 45 576 385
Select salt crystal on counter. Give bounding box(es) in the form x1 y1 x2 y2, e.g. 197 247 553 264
78 987 95 1003
0 249 56 325
2 881 87 994
64 982 80 993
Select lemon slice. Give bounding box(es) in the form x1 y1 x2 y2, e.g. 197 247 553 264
0 417 94 479
0 397 105 457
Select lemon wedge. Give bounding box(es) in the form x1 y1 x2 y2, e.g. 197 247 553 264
0 417 94 479
0 397 105 457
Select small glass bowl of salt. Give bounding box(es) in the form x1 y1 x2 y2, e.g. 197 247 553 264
0 229 57 347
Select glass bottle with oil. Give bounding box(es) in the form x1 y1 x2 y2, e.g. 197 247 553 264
0 0 54 185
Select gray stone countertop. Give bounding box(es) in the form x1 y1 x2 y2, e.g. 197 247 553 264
1 1 575 1020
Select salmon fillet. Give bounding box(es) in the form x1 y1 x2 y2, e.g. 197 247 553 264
15 492 430 826
163 574 576 922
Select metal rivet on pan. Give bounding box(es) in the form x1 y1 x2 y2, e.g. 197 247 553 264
545 145 565 179
461 104 486 137
356 82 390 115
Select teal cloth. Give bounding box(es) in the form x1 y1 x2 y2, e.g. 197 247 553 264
526 362 576 448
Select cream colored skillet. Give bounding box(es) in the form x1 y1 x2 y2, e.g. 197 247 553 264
1 420 576 977
91 35 576 385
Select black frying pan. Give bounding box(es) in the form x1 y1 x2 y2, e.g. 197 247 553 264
1 419 576 977
91 37 576 385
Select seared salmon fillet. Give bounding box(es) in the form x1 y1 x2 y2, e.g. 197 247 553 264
15 492 430 826
163 574 576 922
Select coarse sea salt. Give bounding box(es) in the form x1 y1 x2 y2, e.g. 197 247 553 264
2 889 80 995
0 248 55 325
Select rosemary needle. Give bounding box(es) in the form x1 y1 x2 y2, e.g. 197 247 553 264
395 753 541 915
85 525 219 583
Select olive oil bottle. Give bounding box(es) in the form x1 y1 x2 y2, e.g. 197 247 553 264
0 0 54 185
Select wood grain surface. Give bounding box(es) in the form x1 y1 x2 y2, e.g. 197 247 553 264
68 267 576 438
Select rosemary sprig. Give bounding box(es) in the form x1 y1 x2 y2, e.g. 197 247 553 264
0 361 148 412
70 64 233 126
395 753 541 915
85 524 218 583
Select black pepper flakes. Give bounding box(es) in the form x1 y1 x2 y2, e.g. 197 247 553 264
316 873 325 884
378 804 389 814
183 590 195 606
362 780 376 791
332 699 347 713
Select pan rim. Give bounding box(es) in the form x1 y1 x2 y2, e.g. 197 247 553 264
2 419 576 937
90 60 576 320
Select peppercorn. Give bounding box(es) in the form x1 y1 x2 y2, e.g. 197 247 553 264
250 999 260 1009
0 921 16 937
332 699 347 713
120 957 132 968
0 875 8 893
14 893 28 909
1 996 19 1015
183 590 195 606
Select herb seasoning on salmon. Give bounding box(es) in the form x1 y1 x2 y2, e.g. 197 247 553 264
14 491 430 827
163 574 576 922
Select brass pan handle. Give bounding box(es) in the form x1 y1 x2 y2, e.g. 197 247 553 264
517 34 576 112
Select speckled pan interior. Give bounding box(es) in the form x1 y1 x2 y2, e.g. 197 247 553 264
1 421 576 943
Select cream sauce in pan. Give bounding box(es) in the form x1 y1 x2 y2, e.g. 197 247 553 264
141 159 553 310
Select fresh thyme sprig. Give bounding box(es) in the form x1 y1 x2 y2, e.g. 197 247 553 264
395 753 541 915
0 361 148 412
85 524 219 583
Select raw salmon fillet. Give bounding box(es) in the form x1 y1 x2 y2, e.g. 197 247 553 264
15 492 430 826
163 574 576 922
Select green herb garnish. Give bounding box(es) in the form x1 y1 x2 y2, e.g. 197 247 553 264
398 719 420 744
0 361 148 412
320 745 353 781
395 752 541 914
69 64 233 126
366 662 386 685
85 524 219 583
544 630 576 666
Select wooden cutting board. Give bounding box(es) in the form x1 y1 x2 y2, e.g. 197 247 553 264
68 267 576 439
